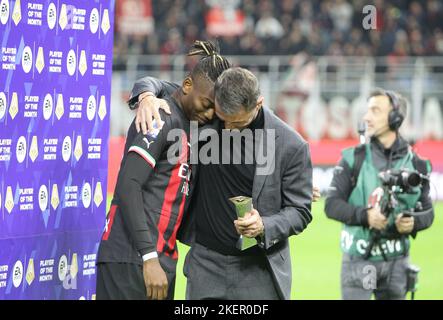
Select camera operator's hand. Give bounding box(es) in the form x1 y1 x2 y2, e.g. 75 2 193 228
367 207 388 230
395 214 414 234
136 92 171 135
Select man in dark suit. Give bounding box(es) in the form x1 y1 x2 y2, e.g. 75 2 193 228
128 67 313 300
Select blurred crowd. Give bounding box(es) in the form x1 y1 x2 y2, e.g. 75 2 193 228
114 0 443 59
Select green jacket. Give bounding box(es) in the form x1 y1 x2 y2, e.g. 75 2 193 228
325 137 434 261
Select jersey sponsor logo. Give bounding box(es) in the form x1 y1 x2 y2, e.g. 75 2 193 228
178 163 190 179
179 163 191 196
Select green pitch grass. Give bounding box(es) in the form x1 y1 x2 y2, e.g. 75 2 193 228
106 196 443 299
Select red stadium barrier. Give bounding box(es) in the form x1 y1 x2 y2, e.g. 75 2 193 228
107 137 443 195
107 136 126 195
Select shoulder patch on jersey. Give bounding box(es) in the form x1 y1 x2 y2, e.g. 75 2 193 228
146 120 162 139
141 119 163 149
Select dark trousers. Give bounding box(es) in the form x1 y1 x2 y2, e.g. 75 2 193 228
184 243 280 300
341 253 409 300
96 262 176 300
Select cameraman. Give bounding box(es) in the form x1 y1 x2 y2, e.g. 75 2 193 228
325 89 434 300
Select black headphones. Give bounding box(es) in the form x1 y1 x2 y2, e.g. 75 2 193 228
385 90 404 131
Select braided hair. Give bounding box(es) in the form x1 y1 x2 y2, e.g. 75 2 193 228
187 40 231 83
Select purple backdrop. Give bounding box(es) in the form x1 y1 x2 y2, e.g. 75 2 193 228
0 0 114 299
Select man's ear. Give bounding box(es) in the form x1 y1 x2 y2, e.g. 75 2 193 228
182 77 193 95
256 96 264 109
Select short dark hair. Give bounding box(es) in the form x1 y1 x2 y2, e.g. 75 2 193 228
214 67 260 114
368 88 408 118
187 40 231 84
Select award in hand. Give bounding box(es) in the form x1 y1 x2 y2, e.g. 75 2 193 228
229 196 257 251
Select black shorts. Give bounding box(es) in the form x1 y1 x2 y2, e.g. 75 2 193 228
96 262 176 300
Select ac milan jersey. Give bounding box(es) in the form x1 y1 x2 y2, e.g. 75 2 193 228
97 97 192 267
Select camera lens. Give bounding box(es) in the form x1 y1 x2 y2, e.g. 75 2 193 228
402 172 421 188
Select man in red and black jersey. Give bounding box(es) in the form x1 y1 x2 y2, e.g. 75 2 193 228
96 41 230 300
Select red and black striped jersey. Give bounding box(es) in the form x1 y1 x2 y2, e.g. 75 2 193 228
97 97 192 266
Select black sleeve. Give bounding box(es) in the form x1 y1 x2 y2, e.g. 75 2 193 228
127 76 180 109
325 158 369 226
411 171 435 236
114 117 170 256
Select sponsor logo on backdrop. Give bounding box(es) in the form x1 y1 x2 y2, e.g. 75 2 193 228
55 93 64 119
9 92 18 119
36 47 44 73
0 0 9 25
62 136 72 162
47 3 57 29
29 136 38 162
79 50 87 76
89 8 99 34
81 182 91 209
70 253 78 279
21 46 33 73
11 0 21 25
94 181 103 207
58 255 68 282
0 92 6 119
38 184 48 212
12 260 23 288
5 186 14 213
57 254 79 289
66 50 76 76
86 95 96 121
43 93 53 120
101 9 110 34
16 136 27 163
74 135 82 161
58 4 67 30
98 95 106 119
26 258 35 286
51 184 59 210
